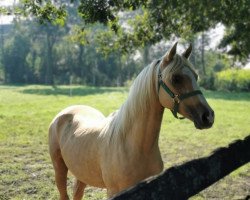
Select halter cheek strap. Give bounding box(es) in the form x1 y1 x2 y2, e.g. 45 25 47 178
157 61 203 119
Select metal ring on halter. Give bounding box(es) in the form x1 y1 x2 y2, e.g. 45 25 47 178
173 94 180 104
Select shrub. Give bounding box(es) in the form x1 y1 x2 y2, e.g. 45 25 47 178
215 69 250 92
199 72 216 90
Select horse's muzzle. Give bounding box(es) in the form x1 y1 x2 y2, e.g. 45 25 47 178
191 106 215 129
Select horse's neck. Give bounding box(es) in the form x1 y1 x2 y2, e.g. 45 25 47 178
126 100 164 154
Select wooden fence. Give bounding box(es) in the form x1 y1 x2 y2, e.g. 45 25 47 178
110 135 250 200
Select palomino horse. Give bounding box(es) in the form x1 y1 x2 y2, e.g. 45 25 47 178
49 42 214 200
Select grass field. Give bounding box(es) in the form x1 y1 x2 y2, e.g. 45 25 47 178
0 85 249 200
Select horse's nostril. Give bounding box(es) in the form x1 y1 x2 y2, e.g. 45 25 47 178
201 111 210 124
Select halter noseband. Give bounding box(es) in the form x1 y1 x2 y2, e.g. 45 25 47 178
157 60 203 119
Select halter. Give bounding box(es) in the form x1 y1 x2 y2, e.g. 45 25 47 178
157 60 203 119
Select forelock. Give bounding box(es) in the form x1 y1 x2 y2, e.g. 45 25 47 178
161 54 183 78
161 54 198 80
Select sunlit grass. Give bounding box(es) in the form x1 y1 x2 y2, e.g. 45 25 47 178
0 85 249 199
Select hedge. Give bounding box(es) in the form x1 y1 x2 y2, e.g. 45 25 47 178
214 69 250 92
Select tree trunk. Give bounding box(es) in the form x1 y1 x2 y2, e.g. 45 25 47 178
143 44 150 66
201 32 206 75
78 44 85 81
1 24 7 82
45 32 55 85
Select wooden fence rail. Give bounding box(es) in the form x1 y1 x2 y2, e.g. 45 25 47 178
110 135 250 200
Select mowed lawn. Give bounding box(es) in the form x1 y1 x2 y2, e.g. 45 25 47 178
0 85 249 200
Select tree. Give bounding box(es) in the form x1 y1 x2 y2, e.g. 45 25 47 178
3 25 30 83
76 0 250 60
42 24 62 85
17 0 250 62
3 0 249 57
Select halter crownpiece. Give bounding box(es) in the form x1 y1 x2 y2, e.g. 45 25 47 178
157 60 203 119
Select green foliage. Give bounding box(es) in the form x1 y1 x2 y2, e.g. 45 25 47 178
0 6 8 15
220 22 250 61
215 69 250 92
68 25 90 45
197 51 232 90
21 0 67 26
78 0 115 24
3 0 247 61
199 72 216 90
74 0 250 60
3 30 30 83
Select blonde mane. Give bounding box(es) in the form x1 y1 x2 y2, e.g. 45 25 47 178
100 60 160 144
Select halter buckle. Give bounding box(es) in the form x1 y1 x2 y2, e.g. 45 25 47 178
173 94 180 104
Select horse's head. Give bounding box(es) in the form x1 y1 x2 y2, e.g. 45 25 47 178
158 42 214 129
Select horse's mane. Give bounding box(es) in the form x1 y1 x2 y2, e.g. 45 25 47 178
99 59 159 144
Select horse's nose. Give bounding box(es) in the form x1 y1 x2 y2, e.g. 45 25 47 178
201 109 214 127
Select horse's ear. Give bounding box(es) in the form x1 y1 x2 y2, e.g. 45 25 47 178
182 43 192 59
162 42 178 66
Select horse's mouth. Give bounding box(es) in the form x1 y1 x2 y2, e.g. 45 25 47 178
194 120 213 130
189 107 214 130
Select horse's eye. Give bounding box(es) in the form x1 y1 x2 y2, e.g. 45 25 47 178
172 74 182 85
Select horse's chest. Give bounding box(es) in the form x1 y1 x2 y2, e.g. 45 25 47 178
102 153 163 189
101 156 162 196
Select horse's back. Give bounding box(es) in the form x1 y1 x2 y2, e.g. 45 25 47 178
53 105 105 122
49 105 105 141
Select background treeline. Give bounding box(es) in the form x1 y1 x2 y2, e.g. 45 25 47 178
0 0 249 91
0 21 139 86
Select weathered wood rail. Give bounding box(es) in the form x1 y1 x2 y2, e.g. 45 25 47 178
110 135 250 200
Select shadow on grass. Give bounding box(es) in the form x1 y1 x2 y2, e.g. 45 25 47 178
203 90 250 101
21 86 127 97
4 84 250 101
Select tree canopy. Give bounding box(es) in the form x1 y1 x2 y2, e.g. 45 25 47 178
16 0 250 60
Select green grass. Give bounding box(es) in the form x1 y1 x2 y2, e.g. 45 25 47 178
0 85 249 200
